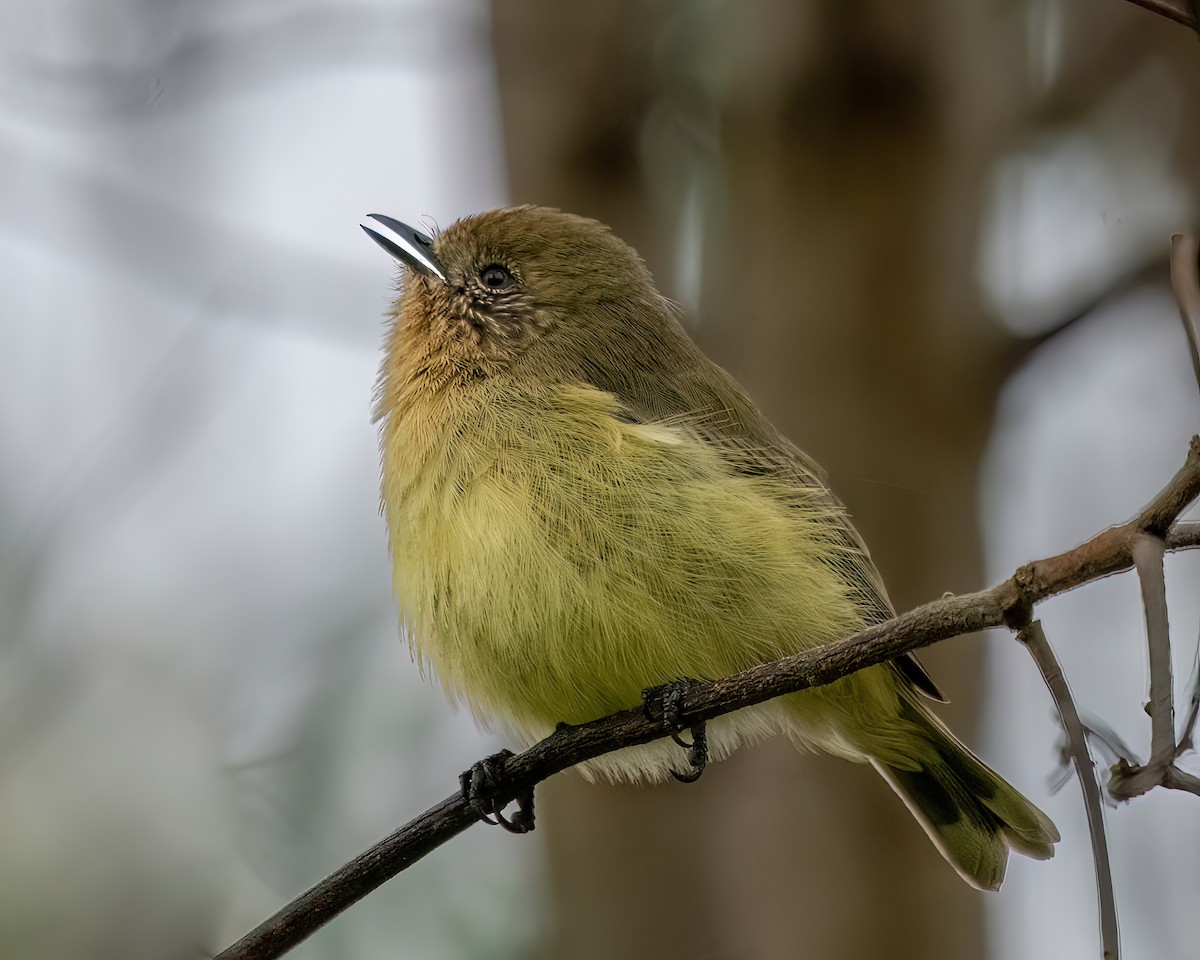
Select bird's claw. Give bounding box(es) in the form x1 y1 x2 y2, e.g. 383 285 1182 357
642 679 709 783
459 749 535 834
670 723 709 783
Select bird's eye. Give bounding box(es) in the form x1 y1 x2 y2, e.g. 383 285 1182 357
479 264 513 289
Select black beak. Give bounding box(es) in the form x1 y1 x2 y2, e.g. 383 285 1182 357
361 213 447 282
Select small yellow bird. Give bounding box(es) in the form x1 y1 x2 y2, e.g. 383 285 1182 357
363 205 1057 890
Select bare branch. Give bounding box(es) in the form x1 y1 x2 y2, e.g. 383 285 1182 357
1170 233 1200 398
1112 753 1200 799
1133 534 1175 768
1166 234 1200 767
1018 621 1119 960
1168 520 1200 549
211 437 1200 960
1164 766 1200 796
1110 520 1200 802
1121 0 1200 31
1178 646 1200 753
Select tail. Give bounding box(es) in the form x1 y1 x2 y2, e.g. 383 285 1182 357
872 705 1059 892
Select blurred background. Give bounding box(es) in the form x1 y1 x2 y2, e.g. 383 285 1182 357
2 1 1199 957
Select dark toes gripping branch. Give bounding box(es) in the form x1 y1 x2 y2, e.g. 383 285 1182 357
642 679 710 783
459 750 535 834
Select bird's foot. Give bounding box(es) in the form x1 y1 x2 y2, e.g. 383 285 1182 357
669 723 709 783
642 680 709 783
459 749 535 834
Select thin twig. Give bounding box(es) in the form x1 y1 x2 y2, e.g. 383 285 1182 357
214 437 1200 960
1170 233 1200 399
1122 0 1200 31
1110 531 1200 799
1109 753 1200 799
1165 766 1200 795
1168 232 1200 760
1169 520 1200 547
1099 236 1200 796
1177 648 1200 753
1134 535 1175 768
1018 621 1119 960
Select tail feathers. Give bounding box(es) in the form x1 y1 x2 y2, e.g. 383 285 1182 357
872 716 1059 891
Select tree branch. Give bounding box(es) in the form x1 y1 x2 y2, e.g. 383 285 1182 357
1018 621 1119 960
211 437 1200 960
1134 534 1175 769
1121 0 1200 32
1169 233 1200 397
1102 235 1200 804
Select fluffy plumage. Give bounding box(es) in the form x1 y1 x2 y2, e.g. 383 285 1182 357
375 205 1058 890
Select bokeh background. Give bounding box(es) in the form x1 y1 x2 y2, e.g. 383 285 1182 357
2 1 1199 958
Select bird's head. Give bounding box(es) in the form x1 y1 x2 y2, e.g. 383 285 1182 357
363 206 665 375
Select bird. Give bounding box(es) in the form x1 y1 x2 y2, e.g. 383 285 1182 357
362 205 1058 891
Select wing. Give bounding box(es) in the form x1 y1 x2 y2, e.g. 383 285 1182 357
575 302 946 702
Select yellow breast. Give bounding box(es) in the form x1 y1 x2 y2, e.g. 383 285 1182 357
380 377 864 739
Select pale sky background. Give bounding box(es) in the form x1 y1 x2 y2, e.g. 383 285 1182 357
0 2 1196 958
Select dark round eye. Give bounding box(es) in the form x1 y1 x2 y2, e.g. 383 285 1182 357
479 264 513 289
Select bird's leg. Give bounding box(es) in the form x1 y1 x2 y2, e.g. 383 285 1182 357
642 680 709 783
459 749 535 834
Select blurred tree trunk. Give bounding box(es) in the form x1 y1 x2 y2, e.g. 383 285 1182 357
490 2 1023 957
